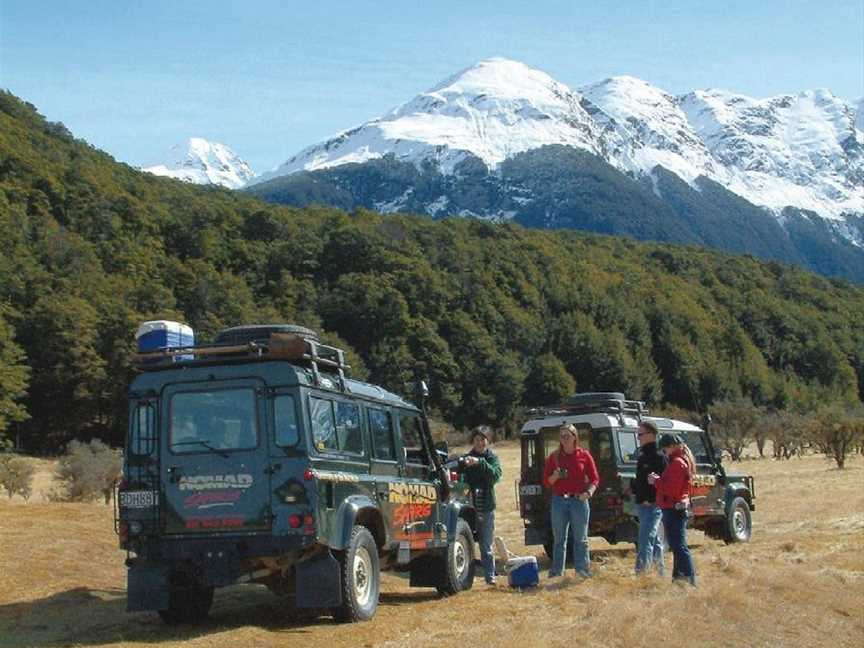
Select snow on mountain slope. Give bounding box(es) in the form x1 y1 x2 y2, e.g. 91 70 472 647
144 138 254 189
254 58 619 183
679 89 863 219
579 75 719 183
254 58 863 223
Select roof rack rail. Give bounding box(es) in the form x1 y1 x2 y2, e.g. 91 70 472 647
525 395 648 424
135 332 351 389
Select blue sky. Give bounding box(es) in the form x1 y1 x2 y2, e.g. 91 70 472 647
1 1 862 172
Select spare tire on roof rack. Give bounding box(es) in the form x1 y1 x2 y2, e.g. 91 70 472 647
213 324 319 347
567 392 626 405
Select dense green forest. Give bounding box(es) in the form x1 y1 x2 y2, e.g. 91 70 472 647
1 91 862 453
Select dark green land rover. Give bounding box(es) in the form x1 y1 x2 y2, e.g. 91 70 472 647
117 325 476 624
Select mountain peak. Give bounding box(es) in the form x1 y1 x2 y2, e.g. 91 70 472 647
145 138 254 189
253 60 862 222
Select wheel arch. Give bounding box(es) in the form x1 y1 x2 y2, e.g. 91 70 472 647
444 501 477 541
331 494 381 550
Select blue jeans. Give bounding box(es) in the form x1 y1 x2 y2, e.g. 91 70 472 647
477 510 496 583
662 508 696 585
635 503 665 575
550 496 590 576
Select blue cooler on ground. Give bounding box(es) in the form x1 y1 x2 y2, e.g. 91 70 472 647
507 556 539 588
136 321 194 360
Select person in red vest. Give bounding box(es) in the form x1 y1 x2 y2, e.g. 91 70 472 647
648 433 697 586
543 423 599 578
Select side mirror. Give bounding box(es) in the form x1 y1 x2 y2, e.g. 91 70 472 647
415 379 429 400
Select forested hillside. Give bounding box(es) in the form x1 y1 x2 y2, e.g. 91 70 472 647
1 91 862 453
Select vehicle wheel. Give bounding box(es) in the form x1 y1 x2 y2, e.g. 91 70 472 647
157 580 214 625
334 526 380 622
723 496 752 544
437 518 475 595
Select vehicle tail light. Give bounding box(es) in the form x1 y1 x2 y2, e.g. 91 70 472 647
288 514 302 528
303 468 314 481
449 470 459 482
303 514 314 526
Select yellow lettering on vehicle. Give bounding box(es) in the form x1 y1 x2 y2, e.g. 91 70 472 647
387 483 438 503
692 475 716 487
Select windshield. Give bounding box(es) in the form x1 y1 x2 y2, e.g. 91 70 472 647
679 431 712 464
616 429 639 463
170 388 258 453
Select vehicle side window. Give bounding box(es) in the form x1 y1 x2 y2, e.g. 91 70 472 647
368 408 396 461
310 397 338 453
335 401 364 455
274 395 299 447
310 397 364 456
130 402 156 456
398 413 427 465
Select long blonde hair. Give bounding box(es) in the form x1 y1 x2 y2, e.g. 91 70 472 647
679 444 696 483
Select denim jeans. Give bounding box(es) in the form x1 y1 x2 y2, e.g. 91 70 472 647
662 508 696 585
635 503 665 575
477 510 496 583
550 496 590 577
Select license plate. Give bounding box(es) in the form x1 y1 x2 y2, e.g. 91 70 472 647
520 485 542 496
120 490 157 508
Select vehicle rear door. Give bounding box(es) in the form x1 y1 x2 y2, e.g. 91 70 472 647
161 379 271 534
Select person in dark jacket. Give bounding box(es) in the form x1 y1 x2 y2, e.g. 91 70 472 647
632 420 667 576
649 433 697 586
543 423 600 578
459 427 502 585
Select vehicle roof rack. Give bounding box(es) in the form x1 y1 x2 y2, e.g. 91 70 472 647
135 332 351 390
525 392 648 425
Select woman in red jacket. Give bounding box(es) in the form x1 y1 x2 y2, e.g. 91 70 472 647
648 433 697 586
543 423 599 578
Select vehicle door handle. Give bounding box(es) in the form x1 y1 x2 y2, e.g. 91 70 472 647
167 466 180 483
265 463 282 475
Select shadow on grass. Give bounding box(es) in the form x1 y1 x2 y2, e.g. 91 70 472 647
0 585 441 648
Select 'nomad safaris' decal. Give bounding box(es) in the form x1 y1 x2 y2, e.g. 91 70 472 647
179 474 254 491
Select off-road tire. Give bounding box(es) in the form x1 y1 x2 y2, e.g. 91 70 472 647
333 525 380 622
157 582 214 625
723 496 752 544
436 518 475 595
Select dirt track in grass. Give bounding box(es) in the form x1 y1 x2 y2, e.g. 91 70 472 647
1 445 862 648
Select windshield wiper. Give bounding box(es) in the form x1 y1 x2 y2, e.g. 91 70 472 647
171 440 230 458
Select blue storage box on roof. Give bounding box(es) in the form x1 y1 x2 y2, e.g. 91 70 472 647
136 321 194 354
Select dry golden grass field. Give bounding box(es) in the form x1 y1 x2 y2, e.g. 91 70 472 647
1 445 862 648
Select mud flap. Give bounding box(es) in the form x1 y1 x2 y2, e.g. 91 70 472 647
408 554 443 588
127 565 170 612
295 552 342 608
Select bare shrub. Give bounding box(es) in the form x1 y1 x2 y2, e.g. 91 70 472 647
809 406 864 469
54 440 122 503
709 398 764 461
0 453 34 500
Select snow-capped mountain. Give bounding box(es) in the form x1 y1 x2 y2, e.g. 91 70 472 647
144 138 254 189
252 58 863 225
254 58 613 183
